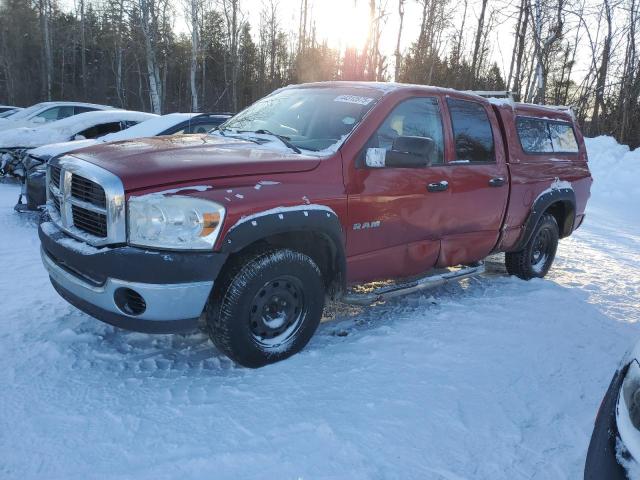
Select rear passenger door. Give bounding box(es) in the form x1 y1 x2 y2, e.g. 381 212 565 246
437 97 509 267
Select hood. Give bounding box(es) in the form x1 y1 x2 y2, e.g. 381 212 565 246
0 126 70 148
0 119 42 133
69 134 323 191
28 138 99 159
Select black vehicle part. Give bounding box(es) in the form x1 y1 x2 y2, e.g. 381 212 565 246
512 186 576 251
505 213 559 279
206 248 325 368
584 364 630 480
221 207 346 296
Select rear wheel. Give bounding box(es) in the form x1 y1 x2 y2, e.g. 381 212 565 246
206 248 325 368
505 213 559 280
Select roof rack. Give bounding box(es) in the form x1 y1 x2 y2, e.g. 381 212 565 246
466 90 515 101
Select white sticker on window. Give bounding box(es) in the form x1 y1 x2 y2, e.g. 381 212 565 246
334 95 374 105
365 148 386 168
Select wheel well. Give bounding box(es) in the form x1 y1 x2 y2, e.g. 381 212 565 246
545 201 575 238
223 230 344 297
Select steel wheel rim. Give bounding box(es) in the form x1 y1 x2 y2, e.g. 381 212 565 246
531 228 552 272
249 275 306 347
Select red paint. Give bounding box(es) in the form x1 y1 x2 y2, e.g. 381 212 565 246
72 82 592 286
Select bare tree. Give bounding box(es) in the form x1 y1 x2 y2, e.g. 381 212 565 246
590 0 613 133
185 0 202 111
471 0 488 86
38 0 53 100
221 0 243 111
394 0 405 81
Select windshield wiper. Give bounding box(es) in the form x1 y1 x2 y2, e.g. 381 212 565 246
251 129 301 154
211 125 227 136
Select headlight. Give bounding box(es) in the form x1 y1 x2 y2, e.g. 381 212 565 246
127 194 225 250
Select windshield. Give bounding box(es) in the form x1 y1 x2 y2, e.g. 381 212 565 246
221 87 381 152
6 103 49 121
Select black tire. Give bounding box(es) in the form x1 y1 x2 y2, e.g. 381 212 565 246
505 213 559 280
206 248 325 368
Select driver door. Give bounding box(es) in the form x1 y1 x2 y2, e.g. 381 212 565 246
345 96 451 283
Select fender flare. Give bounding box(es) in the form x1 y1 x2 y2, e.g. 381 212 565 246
513 187 576 251
220 206 347 292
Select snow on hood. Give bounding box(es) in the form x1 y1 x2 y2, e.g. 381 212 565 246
0 110 157 149
28 139 99 159
26 113 195 159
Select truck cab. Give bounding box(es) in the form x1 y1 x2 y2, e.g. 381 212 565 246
38 82 592 367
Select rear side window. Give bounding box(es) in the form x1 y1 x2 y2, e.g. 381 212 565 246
516 117 578 154
75 106 99 114
447 98 495 163
549 123 579 152
516 118 553 152
77 121 125 139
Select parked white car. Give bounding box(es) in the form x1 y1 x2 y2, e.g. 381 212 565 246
20 112 231 210
0 105 22 118
0 101 114 132
25 112 231 161
0 110 157 177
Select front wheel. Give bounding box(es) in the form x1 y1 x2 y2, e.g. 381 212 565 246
505 213 559 280
206 249 325 368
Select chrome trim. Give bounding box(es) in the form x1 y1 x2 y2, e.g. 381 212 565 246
47 155 125 246
41 248 213 321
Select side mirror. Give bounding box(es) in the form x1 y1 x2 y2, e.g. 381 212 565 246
392 136 435 158
365 147 387 168
366 136 436 168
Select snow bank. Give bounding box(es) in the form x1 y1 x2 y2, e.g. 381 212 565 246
585 136 640 220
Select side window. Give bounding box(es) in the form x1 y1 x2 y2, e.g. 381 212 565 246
516 117 579 154
36 106 75 122
366 97 445 167
548 122 579 153
447 98 495 163
516 118 553 153
76 122 124 139
75 106 98 114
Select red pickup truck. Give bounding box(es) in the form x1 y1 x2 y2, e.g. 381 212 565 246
38 82 592 367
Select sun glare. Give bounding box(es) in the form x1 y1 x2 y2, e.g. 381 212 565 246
315 1 372 51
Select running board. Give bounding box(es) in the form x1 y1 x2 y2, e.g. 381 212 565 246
340 263 485 306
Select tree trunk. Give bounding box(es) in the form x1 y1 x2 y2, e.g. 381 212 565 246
394 0 405 81
591 0 613 135
470 0 488 86
39 0 53 100
140 0 162 113
190 0 199 112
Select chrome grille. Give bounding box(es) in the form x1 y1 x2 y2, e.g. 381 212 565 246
46 156 126 246
50 165 61 188
71 175 106 208
71 205 108 237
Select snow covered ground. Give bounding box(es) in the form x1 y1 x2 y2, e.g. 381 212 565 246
1 136 639 479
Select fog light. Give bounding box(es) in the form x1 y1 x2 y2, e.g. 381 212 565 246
114 287 146 316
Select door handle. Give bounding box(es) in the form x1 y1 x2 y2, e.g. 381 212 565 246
427 180 449 192
489 177 505 187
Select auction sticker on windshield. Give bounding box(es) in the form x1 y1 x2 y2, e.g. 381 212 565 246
334 95 374 105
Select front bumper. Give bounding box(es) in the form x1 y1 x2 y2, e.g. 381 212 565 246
584 366 631 480
39 219 228 333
